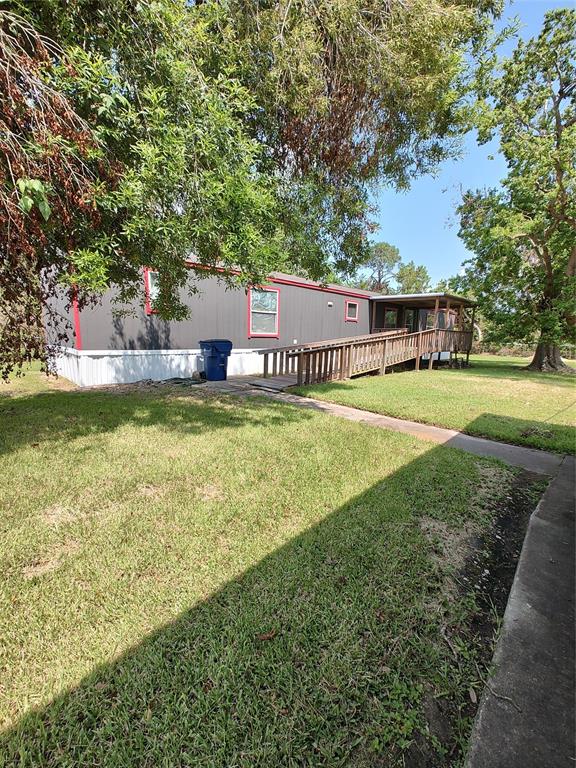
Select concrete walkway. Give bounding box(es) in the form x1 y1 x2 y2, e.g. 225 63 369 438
254 389 565 475
466 455 575 767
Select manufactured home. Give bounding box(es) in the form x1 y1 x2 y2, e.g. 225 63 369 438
50 264 475 387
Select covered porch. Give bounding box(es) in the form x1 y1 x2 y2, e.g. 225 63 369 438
370 292 476 337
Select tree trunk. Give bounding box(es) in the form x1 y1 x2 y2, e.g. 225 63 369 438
526 341 574 373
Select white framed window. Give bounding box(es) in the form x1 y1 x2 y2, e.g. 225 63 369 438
249 287 280 337
345 300 359 322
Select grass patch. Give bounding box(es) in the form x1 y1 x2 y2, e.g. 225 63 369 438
0 371 544 766
292 354 576 455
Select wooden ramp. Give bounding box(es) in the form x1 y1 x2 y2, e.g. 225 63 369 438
246 374 297 392
258 328 473 386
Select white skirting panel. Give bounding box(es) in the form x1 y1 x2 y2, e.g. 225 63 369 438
53 348 264 387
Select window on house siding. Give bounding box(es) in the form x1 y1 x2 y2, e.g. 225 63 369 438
145 268 160 314
345 300 359 321
249 288 279 336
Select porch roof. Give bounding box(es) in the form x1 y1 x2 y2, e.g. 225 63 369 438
371 292 475 308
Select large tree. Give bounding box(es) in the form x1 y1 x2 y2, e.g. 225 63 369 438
395 260 431 294
1 0 498 375
357 242 401 292
458 9 576 372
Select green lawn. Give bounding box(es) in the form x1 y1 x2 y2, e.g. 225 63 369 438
293 354 576 455
0 370 541 766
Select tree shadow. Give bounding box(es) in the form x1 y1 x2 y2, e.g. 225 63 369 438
0 388 313 457
290 380 575 455
443 358 576 387
110 313 172 351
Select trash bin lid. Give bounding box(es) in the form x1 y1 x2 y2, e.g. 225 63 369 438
199 339 233 353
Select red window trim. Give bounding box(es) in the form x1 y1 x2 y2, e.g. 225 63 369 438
144 267 158 315
345 299 359 322
248 286 280 338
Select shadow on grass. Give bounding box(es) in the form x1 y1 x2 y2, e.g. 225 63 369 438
0 436 503 768
447 360 576 386
0 391 554 766
0 388 313 457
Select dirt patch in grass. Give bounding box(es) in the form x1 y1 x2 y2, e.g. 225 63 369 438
406 469 546 767
464 470 545 633
421 517 480 576
42 504 79 526
137 484 166 499
196 483 225 502
421 463 511 604
23 539 79 580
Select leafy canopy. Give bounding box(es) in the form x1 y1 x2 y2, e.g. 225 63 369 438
395 261 431 294
358 242 401 292
457 9 576 360
347 242 431 294
1 0 498 374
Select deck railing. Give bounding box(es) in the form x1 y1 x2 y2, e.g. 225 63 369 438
258 327 472 385
257 329 409 379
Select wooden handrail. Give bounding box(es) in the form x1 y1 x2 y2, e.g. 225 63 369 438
257 328 409 355
259 327 472 383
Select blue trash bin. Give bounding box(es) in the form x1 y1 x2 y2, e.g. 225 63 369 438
199 339 233 381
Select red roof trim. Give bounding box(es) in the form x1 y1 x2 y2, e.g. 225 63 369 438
184 260 373 300
268 276 372 300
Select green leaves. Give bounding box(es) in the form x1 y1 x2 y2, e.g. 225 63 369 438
3 0 501 375
458 9 576 351
16 179 51 221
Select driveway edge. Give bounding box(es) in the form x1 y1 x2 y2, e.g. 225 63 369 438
465 455 575 767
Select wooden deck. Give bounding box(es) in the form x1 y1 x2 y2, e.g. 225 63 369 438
258 328 473 387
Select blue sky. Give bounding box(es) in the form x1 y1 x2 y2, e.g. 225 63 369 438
370 0 570 287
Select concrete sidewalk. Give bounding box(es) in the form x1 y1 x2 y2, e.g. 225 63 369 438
466 455 575 767
259 390 566 476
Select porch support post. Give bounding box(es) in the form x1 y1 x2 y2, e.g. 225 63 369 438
371 300 377 334
428 296 440 370
444 298 451 355
380 338 388 375
466 305 476 365
296 352 304 385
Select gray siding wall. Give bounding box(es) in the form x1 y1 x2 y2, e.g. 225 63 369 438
62 275 372 351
